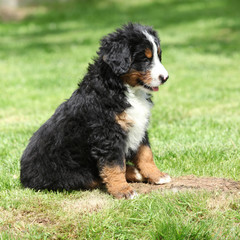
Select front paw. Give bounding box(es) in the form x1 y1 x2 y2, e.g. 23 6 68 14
154 173 171 185
126 165 145 182
148 172 171 185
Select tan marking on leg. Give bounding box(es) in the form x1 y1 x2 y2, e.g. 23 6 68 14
133 145 170 184
126 165 144 182
100 165 135 199
115 112 134 131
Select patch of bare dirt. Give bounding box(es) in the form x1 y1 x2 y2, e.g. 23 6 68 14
130 175 240 194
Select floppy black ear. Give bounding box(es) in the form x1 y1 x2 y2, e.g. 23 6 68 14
102 41 131 76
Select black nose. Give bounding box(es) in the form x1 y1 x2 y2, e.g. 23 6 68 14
159 75 169 83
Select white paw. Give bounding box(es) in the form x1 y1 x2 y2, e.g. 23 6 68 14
155 174 171 185
134 168 143 181
129 191 138 199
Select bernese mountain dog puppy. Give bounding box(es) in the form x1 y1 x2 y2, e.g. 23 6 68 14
20 23 170 199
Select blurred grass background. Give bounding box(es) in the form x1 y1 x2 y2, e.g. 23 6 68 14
0 0 239 239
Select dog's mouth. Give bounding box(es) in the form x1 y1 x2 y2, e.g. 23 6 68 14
137 80 159 92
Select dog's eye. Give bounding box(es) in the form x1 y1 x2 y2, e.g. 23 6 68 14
158 51 162 62
157 47 162 61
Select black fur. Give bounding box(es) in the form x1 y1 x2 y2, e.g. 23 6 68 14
20 23 162 191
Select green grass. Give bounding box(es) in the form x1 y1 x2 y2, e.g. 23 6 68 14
0 0 240 239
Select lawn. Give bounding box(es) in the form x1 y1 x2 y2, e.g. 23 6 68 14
0 0 240 239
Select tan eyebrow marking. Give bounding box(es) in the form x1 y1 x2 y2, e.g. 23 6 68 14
145 48 152 58
157 46 160 54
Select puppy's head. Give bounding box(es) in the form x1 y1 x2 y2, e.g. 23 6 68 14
100 23 169 92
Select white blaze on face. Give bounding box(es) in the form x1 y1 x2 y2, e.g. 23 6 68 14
143 31 169 87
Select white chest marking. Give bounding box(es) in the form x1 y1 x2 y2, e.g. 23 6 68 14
125 86 152 154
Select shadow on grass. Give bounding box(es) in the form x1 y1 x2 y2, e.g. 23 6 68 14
0 0 240 56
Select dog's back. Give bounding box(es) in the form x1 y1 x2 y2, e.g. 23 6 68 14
20 89 99 190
